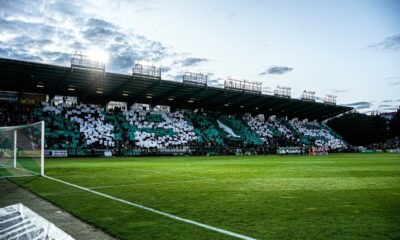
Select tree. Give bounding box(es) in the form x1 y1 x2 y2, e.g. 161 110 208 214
390 108 400 138
327 112 390 146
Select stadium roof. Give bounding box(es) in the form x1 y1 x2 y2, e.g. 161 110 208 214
0 57 352 120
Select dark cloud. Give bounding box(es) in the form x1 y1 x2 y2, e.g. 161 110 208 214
379 107 399 112
368 33 400 51
0 17 57 37
42 51 71 65
107 45 138 72
379 104 392 108
141 41 168 62
344 101 371 110
331 89 348 93
260 66 294 75
69 41 85 51
87 18 116 30
110 55 135 71
47 0 82 16
12 36 53 48
81 18 120 43
0 0 45 19
0 0 203 74
170 74 183 82
0 48 8 56
383 76 400 81
207 78 224 88
8 51 44 62
161 66 172 73
179 57 209 67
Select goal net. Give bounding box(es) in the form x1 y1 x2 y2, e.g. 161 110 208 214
0 121 44 178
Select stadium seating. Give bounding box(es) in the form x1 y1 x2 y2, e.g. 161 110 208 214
217 115 263 145
0 100 350 154
122 106 197 148
186 113 224 146
244 115 347 150
245 115 297 145
41 102 115 148
288 119 346 150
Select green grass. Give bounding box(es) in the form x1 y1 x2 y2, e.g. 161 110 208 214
1 157 41 177
11 153 400 240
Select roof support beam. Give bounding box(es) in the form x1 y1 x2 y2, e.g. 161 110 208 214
173 87 206 103
107 75 135 99
203 92 242 109
131 80 161 103
54 69 72 94
80 73 103 100
151 85 182 103
302 106 327 120
232 95 263 108
195 90 223 102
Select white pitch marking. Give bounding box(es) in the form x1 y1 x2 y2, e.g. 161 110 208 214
44 175 257 240
0 175 37 179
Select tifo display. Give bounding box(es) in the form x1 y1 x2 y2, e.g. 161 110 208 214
0 100 347 157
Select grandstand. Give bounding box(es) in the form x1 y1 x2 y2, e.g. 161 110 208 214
0 59 351 156
1 57 400 240
0 57 351 157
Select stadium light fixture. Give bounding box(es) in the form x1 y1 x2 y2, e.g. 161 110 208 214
36 84 44 88
224 104 229 107
224 77 262 94
324 94 337 105
183 72 208 87
122 93 129 96
188 99 194 103
96 90 103 94
168 98 174 101
146 95 153 99
67 88 75 91
71 51 105 72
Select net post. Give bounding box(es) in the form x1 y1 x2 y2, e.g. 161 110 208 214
13 129 17 168
41 121 45 176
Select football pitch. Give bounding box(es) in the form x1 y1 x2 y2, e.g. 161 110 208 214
11 153 400 240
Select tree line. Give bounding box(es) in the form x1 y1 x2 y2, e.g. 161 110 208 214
327 109 400 146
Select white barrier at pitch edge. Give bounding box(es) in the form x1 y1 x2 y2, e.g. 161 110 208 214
0 203 74 240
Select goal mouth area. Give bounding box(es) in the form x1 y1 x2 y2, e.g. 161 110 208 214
0 121 45 178
0 158 40 178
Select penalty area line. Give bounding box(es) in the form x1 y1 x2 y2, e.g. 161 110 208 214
44 175 257 240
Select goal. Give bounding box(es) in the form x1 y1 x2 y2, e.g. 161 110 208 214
0 121 44 178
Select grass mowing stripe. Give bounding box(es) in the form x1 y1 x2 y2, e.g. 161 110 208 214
43 175 257 240
125 168 216 180
89 178 213 189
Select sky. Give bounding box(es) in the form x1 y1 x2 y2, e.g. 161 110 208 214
0 0 399 113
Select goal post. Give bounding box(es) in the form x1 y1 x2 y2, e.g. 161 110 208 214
0 121 45 178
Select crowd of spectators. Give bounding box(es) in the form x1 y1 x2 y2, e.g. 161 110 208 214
42 102 115 148
0 99 354 155
367 137 400 150
289 119 347 150
0 100 35 126
123 107 197 149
